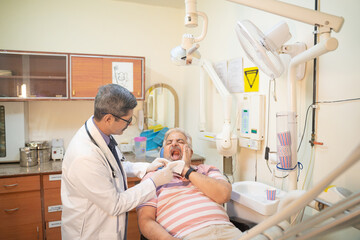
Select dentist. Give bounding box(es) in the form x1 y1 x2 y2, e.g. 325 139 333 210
61 84 174 240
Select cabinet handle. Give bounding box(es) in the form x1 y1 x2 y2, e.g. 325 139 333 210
3 183 18 188
72 89 76 96
4 207 20 213
37 226 39 240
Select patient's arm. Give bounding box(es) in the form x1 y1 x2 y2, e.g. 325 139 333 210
185 167 231 204
181 145 231 204
137 206 180 240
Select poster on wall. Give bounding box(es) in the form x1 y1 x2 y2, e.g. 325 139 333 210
214 58 244 93
112 62 134 92
243 67 259 92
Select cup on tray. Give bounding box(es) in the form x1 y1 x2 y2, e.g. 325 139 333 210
266 188 277 201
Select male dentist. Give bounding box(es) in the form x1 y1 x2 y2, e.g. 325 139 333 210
61 84 174 239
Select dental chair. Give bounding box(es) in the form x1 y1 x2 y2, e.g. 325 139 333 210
139 219 250 240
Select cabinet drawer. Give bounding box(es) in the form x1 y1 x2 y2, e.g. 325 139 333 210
46 220 62 240
0 175 40 194
44 187 62 221
0 191 42 227
43 173 62 189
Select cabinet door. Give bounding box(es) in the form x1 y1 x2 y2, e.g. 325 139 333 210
42 173 62 240
0 51 68 100
70 56 106 98
0 191 43 240
70 54 145 100
44 188 62 222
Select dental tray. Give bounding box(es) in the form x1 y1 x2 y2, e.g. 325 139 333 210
231 181 286 216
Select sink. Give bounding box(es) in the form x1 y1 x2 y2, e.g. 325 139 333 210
227 181 286 224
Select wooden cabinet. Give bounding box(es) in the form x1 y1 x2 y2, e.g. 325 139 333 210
39 175 143 240
0 50 145 101
42 173 62 240
70 54 145 100
127 177 142 239
0 50 68 100
0 175 43 240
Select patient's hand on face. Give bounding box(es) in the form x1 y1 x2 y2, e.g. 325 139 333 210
181 144 192 176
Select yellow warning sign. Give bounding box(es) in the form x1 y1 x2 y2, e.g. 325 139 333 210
244 67 259 92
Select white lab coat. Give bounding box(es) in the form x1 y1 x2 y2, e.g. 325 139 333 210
61 117 156 240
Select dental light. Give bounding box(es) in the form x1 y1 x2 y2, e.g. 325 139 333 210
228 0 344 191
170 0 207 66
171 0 237 156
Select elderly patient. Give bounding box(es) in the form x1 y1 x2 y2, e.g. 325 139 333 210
137 128 242 240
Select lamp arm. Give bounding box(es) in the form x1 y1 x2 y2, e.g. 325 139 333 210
201 59 230 99
227 0 344 32
194 11 208 43
200 59 233 151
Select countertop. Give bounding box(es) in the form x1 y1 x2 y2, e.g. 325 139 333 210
0 153 205 177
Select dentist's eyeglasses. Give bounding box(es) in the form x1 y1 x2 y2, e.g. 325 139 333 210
102 112 136 126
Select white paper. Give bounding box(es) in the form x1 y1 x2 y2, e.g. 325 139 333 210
167 160 185 175
112 62 134 92
213 60 228 88
227 58 244 93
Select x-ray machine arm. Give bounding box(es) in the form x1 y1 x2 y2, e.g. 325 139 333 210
199 59 237 157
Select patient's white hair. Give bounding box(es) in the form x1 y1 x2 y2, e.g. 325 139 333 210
163 128 192 150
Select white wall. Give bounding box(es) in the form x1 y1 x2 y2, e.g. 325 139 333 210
0 0 185 147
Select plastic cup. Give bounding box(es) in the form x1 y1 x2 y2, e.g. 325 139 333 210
266 188 277 201
134 137 147 159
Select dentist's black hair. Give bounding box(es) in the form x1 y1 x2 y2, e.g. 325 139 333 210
94 84 137 121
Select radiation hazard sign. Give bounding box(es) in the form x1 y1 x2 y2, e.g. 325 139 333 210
244 67 259 92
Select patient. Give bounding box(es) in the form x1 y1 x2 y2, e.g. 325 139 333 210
137 128 242 240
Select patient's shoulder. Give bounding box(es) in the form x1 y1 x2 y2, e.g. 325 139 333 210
196 164 221 174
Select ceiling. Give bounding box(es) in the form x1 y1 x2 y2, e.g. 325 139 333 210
115 0 184 9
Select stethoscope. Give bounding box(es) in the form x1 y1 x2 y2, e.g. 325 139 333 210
85 121 117 178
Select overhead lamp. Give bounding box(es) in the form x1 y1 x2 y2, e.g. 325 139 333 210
170 0 208 66
171 0 237 156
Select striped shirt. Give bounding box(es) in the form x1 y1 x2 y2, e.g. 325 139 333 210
137 164 233 238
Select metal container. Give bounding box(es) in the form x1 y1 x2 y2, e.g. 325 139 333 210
26 141 51 163
19 146 38 167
